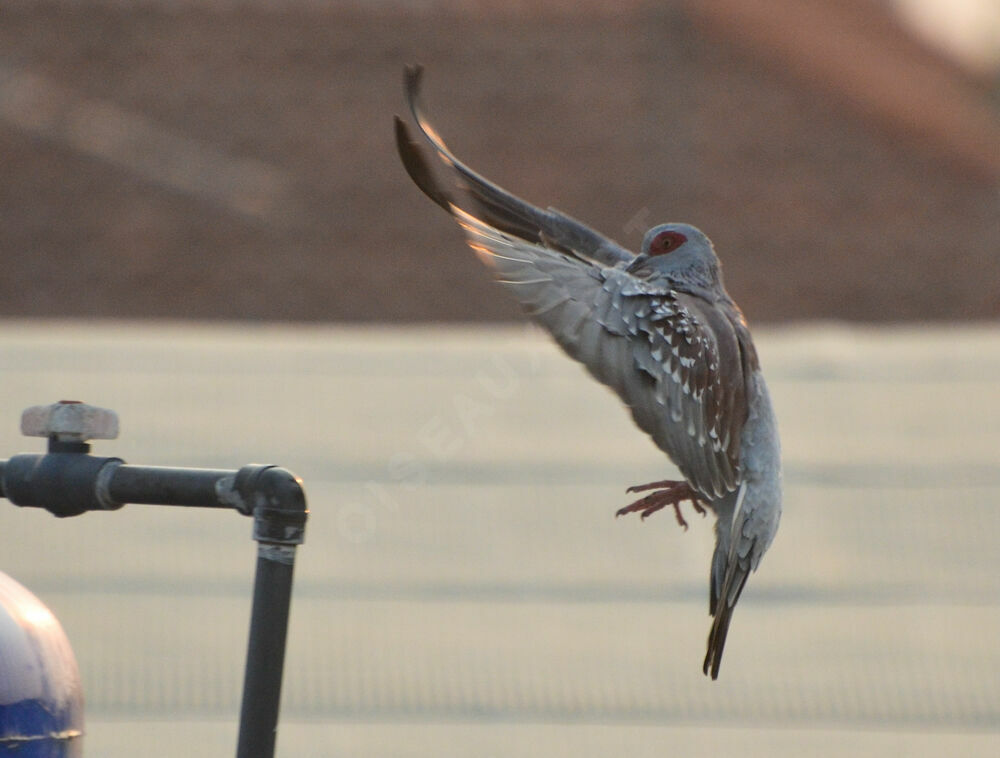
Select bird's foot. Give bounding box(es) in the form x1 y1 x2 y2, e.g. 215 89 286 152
615 480 706 530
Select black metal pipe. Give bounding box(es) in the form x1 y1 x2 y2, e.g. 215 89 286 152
236 546 297 758
235 466 307 758
0 457 252 515
107 465 237 509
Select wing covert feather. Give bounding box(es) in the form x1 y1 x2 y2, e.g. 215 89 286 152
453 207 749 499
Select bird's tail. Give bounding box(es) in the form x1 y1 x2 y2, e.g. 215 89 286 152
703 561 751 679
703 482 753 680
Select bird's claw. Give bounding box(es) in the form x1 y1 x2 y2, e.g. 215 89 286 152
616 480 704 531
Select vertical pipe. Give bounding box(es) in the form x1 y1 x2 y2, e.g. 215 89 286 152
235 544 297 758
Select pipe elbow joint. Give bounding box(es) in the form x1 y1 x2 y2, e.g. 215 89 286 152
234 464 308 545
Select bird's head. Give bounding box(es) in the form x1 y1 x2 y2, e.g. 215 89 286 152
628 223 723 294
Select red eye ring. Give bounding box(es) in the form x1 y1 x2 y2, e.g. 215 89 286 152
650 230 687 256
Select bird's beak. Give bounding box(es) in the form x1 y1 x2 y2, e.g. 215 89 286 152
626 254 652 275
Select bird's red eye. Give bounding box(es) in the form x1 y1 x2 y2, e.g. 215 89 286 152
650 230 687 256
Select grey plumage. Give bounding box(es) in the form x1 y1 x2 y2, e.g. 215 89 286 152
395 65 782 679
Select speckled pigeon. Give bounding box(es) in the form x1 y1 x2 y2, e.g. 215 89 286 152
394 65 782 679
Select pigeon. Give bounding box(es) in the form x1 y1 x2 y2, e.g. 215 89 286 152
394 65 782 679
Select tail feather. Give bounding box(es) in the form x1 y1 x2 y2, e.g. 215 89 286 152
703 483 754 680
702 563 750 679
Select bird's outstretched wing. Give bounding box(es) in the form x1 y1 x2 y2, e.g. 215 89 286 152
395 64 633 267
395 66 752 500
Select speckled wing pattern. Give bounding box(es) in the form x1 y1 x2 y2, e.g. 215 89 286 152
394 65 753 502
451 208 750 502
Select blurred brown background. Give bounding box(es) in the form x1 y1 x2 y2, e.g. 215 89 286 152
1 0 998 323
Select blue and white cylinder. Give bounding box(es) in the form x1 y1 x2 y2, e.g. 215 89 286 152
0 571 83 757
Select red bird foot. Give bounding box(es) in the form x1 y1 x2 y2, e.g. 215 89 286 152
615 480 707 530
